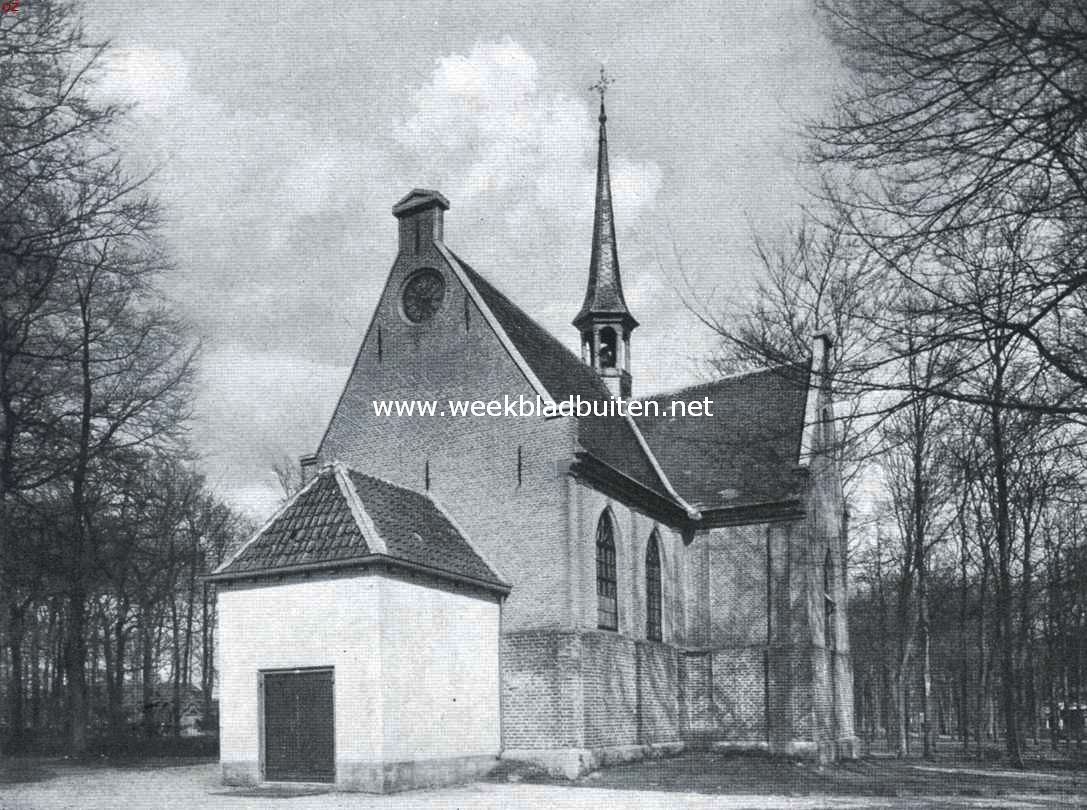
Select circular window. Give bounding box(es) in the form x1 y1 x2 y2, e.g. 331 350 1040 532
401 268 446 324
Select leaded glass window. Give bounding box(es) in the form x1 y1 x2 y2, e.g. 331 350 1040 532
646 530 662 641
596 512 618 630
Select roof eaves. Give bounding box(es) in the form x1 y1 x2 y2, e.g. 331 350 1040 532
334 462 387 554
637 361 803 403
206 552 510 595
573 449 693 526
211 470 328 575
433 240 558 411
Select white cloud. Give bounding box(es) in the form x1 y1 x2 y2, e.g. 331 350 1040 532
401 40 661 232
99 47 193 112
194 346 349 519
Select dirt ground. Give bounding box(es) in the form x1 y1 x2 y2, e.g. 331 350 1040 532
2 751 1086 809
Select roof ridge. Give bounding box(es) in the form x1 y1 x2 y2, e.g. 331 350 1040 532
638 361 807 402
334 462 387 554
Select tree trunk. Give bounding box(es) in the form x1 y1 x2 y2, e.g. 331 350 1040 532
170 597 181 736
201 582 214 727
977 543 990 759
64 592 88 754
65 303 94 755
7 604 25 747
30 608 41 731
141 611 155 737
990 393 1022 766
108 606 128 736
959 516 971 750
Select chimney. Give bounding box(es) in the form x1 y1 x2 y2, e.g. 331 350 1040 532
299 453 318 485
392 189 450 256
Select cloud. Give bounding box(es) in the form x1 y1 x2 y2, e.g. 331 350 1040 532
194 346 348 518
98 47 193 112
400 40 661 231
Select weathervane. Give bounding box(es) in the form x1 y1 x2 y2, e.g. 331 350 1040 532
590 64 614 120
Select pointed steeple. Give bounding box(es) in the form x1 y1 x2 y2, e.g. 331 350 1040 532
574 67 637 398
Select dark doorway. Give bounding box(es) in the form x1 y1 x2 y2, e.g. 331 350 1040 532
262 668 335 783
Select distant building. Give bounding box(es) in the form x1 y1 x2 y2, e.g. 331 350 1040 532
122 683 208 736
211 86 856 792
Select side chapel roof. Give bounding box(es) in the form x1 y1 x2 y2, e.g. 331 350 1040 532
209 463 506 591
635 364 811 511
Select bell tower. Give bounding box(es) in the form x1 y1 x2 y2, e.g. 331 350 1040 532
573 66 638 399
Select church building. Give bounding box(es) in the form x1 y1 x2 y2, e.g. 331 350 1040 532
211 84 857 792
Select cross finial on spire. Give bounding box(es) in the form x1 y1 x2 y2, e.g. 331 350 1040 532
590 64 613 121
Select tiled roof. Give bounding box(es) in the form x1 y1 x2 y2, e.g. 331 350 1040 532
216 471 367 574
635 364 810 511
345 470 498 584
212 465 504 589
452 254 673 502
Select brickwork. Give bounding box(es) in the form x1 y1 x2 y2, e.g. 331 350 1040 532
706 525 769 647
500 631 583 749
712 647 767 741
581 631 639 748
678 653 714 742
501 628 681 752
636 641 680 744
319 228 577 632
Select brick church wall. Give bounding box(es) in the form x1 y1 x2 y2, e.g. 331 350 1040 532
581 632 639 748
673 518 845 753
711 648 767 742
677 652 713 742
636 641 680 744
501 629 681 751
319 239 577 633
579 632 682 749
500 631 584 750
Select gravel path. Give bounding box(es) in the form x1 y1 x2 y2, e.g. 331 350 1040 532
2 758 1085 809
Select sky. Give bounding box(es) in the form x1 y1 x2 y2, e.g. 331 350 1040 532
81 0 845 519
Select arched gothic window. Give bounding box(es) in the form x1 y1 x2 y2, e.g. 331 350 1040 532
646 530 662 641
596 511 618 630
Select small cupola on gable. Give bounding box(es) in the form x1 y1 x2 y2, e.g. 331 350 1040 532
392 188 450 255
573 68 638 399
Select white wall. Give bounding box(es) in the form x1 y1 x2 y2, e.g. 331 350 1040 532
218 573 384 770
218 568 501 778
380 575 502 760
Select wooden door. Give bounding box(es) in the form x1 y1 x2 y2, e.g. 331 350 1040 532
262 668 334 782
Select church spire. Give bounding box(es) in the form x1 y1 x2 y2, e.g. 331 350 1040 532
574 66 637 399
